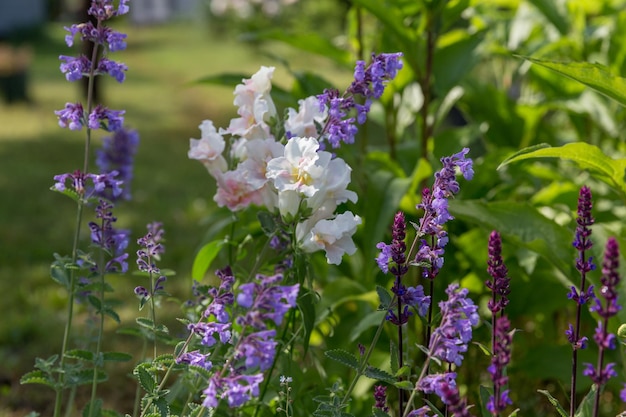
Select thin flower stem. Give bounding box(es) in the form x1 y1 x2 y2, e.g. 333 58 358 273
570 267 587 417
397 276 405 416
132 337 148 417
88 248 106 417
54 28 101 417
149 269 158 360
592 317 609 417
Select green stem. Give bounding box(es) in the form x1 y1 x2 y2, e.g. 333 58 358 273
150 270 158 360
88 248 106 417
132 337 148 417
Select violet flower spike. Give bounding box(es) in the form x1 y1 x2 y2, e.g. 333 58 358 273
584 237 621 417
487 316 513 415
89 199 129 273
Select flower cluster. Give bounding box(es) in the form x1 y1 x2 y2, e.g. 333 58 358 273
566 187 596 349
417 372 472 417
53 169 122 200
189 59 403 264
428 283 479 367
486 231 510 315
584 237 622 387
88 199 129 273
55 0 129 131
414 148 474 280
317 53 403 148
96 128 140 201
377 212 430 324
487 316 513 415
178 267 299 408
134 222 166 301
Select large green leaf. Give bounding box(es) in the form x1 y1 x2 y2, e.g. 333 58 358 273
191 240 224 281
498 142 626 199
520 57 626 107
449 200 574 283
527 0 569 35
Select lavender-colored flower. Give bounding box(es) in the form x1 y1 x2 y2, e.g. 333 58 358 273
375 242 392 274
96 128 139 200
64 22 127 51
55 102 84 130
88 104 125 131
486 316 513 415
203 373 264 408
236 273 300 328
97 58 128 83
429 283 479 367
565 323 588 349
406 406 433 417
176 350 212 370
136 222 165 272
59 55 91 82
316 53 403 149
88 0 130 20
486 231 510 314
53 170 123 199
584 237 621 391
88 199 129 273
373 384 389 413
235 329 278 371
415 148 473 280
621 383 626 402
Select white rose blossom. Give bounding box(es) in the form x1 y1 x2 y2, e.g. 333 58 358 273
188 120 227 175
297 212 362 265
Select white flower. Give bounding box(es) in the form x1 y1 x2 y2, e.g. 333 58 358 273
285 96 327 138
225 66 277 140
266 136 328 198
297 211 362 265
188 120 227 175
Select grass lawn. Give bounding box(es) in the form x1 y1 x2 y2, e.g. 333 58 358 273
0 17 350 414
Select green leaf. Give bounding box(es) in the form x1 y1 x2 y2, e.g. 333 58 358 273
376 285 392 310
537 390 568 417
83 399 103 417
479 385 493 417
50 256 70 288
136 317 155 331
574 384 597 417
372 409 391 417
349 310 386 342
449 200 575 282
433 29 484 93
65 349 95 362
102 352 133 362
257 211 277 236
393 380 414 390
325 349 359 370
520 57 626 107
69 369 107 386
103 306 121 323
498 142 626 199
134 364 156 394
363 366 396 384
20 370 56 389
191 240 224 281
153 397 170 417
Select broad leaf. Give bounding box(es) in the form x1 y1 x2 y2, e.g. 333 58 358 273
521 57 626 107
102 351 133 362
191 240 224 281
364 366 396 384
134 364 156 394
20 370 56 388
449 200 574 283
574 384 598 417
498 142 626 199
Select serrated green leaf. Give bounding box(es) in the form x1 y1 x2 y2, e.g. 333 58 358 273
136 317 155 330
498 142 626 199
574 384 597 417
257 211 277 235
191 240 224 281
102 352 133 362
87 295 102 311
83 399 103 417
69 369 107 386
153 397 170 417
65 349 95 362
134 365 156 394
364 366 396 384
394 366 411 378
50 260 70 288
537 390 568 417
520 57 626 107
20 370 56 388
103 306 120 323
325 349 359 370
372 409 391 417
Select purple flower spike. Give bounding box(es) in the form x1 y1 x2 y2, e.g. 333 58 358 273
583 237 621 413
373 385 389 413
487 316 513 415
429 283 479 367
89 199 129 273
486 231 510 314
